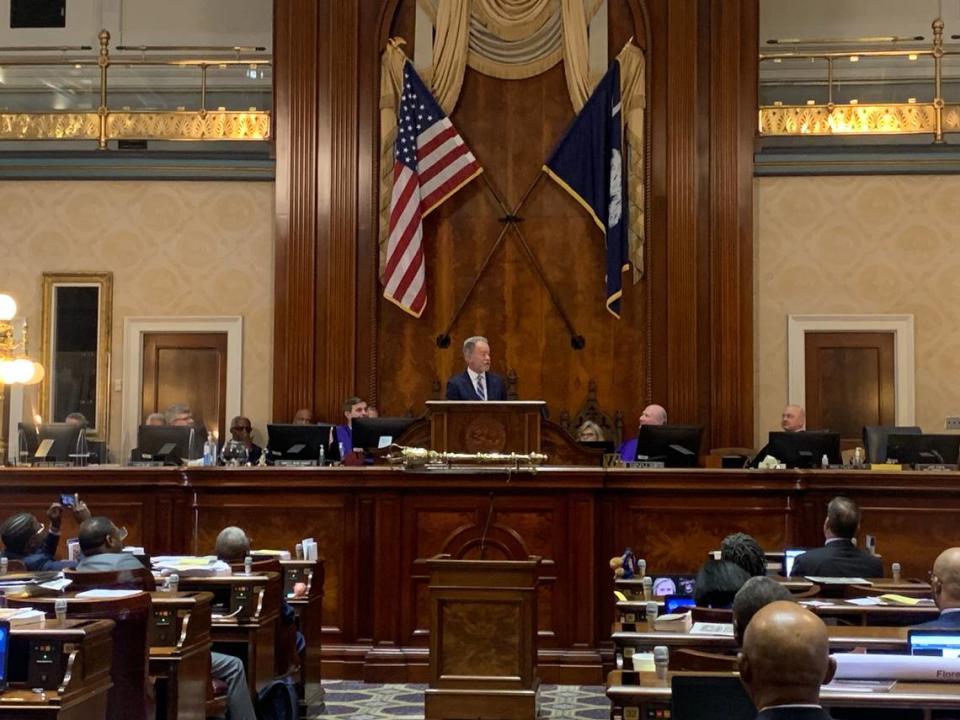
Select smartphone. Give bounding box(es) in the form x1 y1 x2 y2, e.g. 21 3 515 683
59 493 76 508
0 619 9 691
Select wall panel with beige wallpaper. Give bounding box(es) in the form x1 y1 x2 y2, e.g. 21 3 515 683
756 175 960 447
0 180 274 455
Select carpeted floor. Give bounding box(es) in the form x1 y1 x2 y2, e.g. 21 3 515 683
316 681 610 719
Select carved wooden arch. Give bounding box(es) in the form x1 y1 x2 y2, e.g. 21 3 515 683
442 517 530 561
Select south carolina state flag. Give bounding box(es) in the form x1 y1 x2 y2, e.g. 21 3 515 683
543 61 630 317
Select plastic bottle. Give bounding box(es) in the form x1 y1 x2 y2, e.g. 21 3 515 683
318 444 325 466
203 436 217 466
821 454 829 469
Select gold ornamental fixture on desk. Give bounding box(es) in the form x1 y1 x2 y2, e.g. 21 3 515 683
0 293 44 386
387 445 547 471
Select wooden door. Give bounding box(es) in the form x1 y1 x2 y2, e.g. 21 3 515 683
141 332 228 438
804 332 895 449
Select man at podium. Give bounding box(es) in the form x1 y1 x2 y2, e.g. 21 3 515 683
445 335 507 401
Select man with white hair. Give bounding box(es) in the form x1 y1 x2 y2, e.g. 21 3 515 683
445 335 507 401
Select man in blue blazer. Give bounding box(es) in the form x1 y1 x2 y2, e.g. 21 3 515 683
789 497 882 579
445 336 507 401
915 547 960 628
617 404 668 462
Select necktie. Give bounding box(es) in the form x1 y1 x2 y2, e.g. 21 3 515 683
476 373 487 401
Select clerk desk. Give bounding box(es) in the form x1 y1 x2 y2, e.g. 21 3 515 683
1 465 957 682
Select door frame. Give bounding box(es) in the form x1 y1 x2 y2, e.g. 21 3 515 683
787 314 915 426
121 316 243 458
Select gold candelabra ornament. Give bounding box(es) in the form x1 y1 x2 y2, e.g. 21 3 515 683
0 293 45 386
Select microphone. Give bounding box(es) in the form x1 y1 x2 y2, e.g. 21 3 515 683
653 645 669 679
636 558 647 579
646 601 659 623
478 491 495 560
892 562 902 582
642 575 653 601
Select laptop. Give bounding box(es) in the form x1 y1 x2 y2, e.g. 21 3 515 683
652 575 697 598
783 548 806 577
908 630 960 657
664 595 696 614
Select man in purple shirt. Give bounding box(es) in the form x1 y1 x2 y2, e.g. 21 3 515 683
617 404 668 462
335 396 369 455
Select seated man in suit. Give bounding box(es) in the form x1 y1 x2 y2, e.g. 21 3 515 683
292 408 314 425
228 415 262 464
915 547 960 628
739 601 836 720
732 576 794 646
74 516 145 571
789 497 882 578
616 404 667 462
781 404 806 433
1 499 90 571
335 397 369 453
445 336 507 401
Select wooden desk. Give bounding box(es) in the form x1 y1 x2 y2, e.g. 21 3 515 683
614 600 940 626
148 591 214 720
606 670 960 719
177 573 281 693
284 560 324 714
611 621 908 668
0 618 114 720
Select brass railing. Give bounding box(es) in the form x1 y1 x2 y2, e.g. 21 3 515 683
759 18 960 140
0 30 271 147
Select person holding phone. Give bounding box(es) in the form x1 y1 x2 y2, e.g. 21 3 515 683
0 498 91 571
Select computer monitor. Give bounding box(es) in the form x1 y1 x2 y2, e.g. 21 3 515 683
0 619 7 691
886 433 960 466
579 440 616 453
863 425 922 464
909 630 960 658
766 431 841 469
664 596 696 614
267 423 339 463
651 575 697 598
135 425 202 464
17 422 86 464
671 675 755 720
783 548 806 577
351 417 418 451
634 425 703 468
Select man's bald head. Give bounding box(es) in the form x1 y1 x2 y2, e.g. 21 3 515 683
215 526 251 563
781 404 806 432
639 404 667 427
932 547 960 610
739 601 835 709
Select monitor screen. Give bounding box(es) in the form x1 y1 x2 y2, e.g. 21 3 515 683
267 423 339 462
0 620 8 686
351 417 418 451
635 425 704 468
18 422 85 463
652 575 697 598
909 631 960 658
783 548 806 577
671 675 755 720
766 431 841 469
136 425 202 463
664 596 697 614
886 434 960 467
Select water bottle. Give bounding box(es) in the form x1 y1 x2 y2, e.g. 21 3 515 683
338 442 346 464
203 436 217 466
892 562 902 582
642 576 653 601
645 601 659 623
318 444 325 466
821 454 829 469
654 646 669 679
167 574 179 593
0 557 7 574
244 556 253 576
55 598 68 623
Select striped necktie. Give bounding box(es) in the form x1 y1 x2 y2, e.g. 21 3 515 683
475 373 486 401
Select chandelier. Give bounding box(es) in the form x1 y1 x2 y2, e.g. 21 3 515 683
0 293 44 385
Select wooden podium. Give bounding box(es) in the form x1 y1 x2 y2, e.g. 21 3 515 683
425 401 546 454
424 556 541 720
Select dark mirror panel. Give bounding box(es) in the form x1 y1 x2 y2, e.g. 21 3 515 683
52 285 99 428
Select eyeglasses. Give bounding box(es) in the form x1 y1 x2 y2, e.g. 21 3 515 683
231 426 251 432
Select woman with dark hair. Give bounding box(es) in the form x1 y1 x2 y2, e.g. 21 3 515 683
694 559 751 608
721 532 767 577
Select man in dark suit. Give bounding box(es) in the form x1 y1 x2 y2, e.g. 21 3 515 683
915 547 960 628
789 497 882 578
739 601 836 720
74 516 144 571
445 336 507 401
228 415 262 464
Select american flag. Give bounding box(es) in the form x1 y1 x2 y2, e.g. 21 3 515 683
384 62 483 317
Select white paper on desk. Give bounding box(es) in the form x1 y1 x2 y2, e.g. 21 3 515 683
75 589 141 598
39 578 72 592
833 653 960 681
799 600 834 607
845 596 885 606
824 679 895 693
806 576 872 585
152 556 232 577
690 622 734 637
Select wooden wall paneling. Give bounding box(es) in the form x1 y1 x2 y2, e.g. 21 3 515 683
707 0 757 449
364 491 407 682
272 0 319 422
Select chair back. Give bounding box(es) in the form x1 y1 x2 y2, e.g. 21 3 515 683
670 648 739 672
690 606 733 623
844 583 932 600
863 425 922 464
7 592 153 720
230 557 283 575
64 566 157 592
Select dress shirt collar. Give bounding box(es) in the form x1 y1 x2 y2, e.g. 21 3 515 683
825 537 849 545
467 367 485 386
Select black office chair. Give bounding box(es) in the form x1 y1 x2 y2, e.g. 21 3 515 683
863 425 922 464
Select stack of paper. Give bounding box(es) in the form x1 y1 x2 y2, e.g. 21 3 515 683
152 556 232 577
76 589 142 599
690 622 734 637
301 538 318 561
0 607 46 626
253 549 292 560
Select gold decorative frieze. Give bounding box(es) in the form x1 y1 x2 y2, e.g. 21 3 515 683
759 104 947 136
0 113 100 140
106 111 271 141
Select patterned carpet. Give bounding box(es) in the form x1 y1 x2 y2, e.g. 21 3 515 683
316 681 609 719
